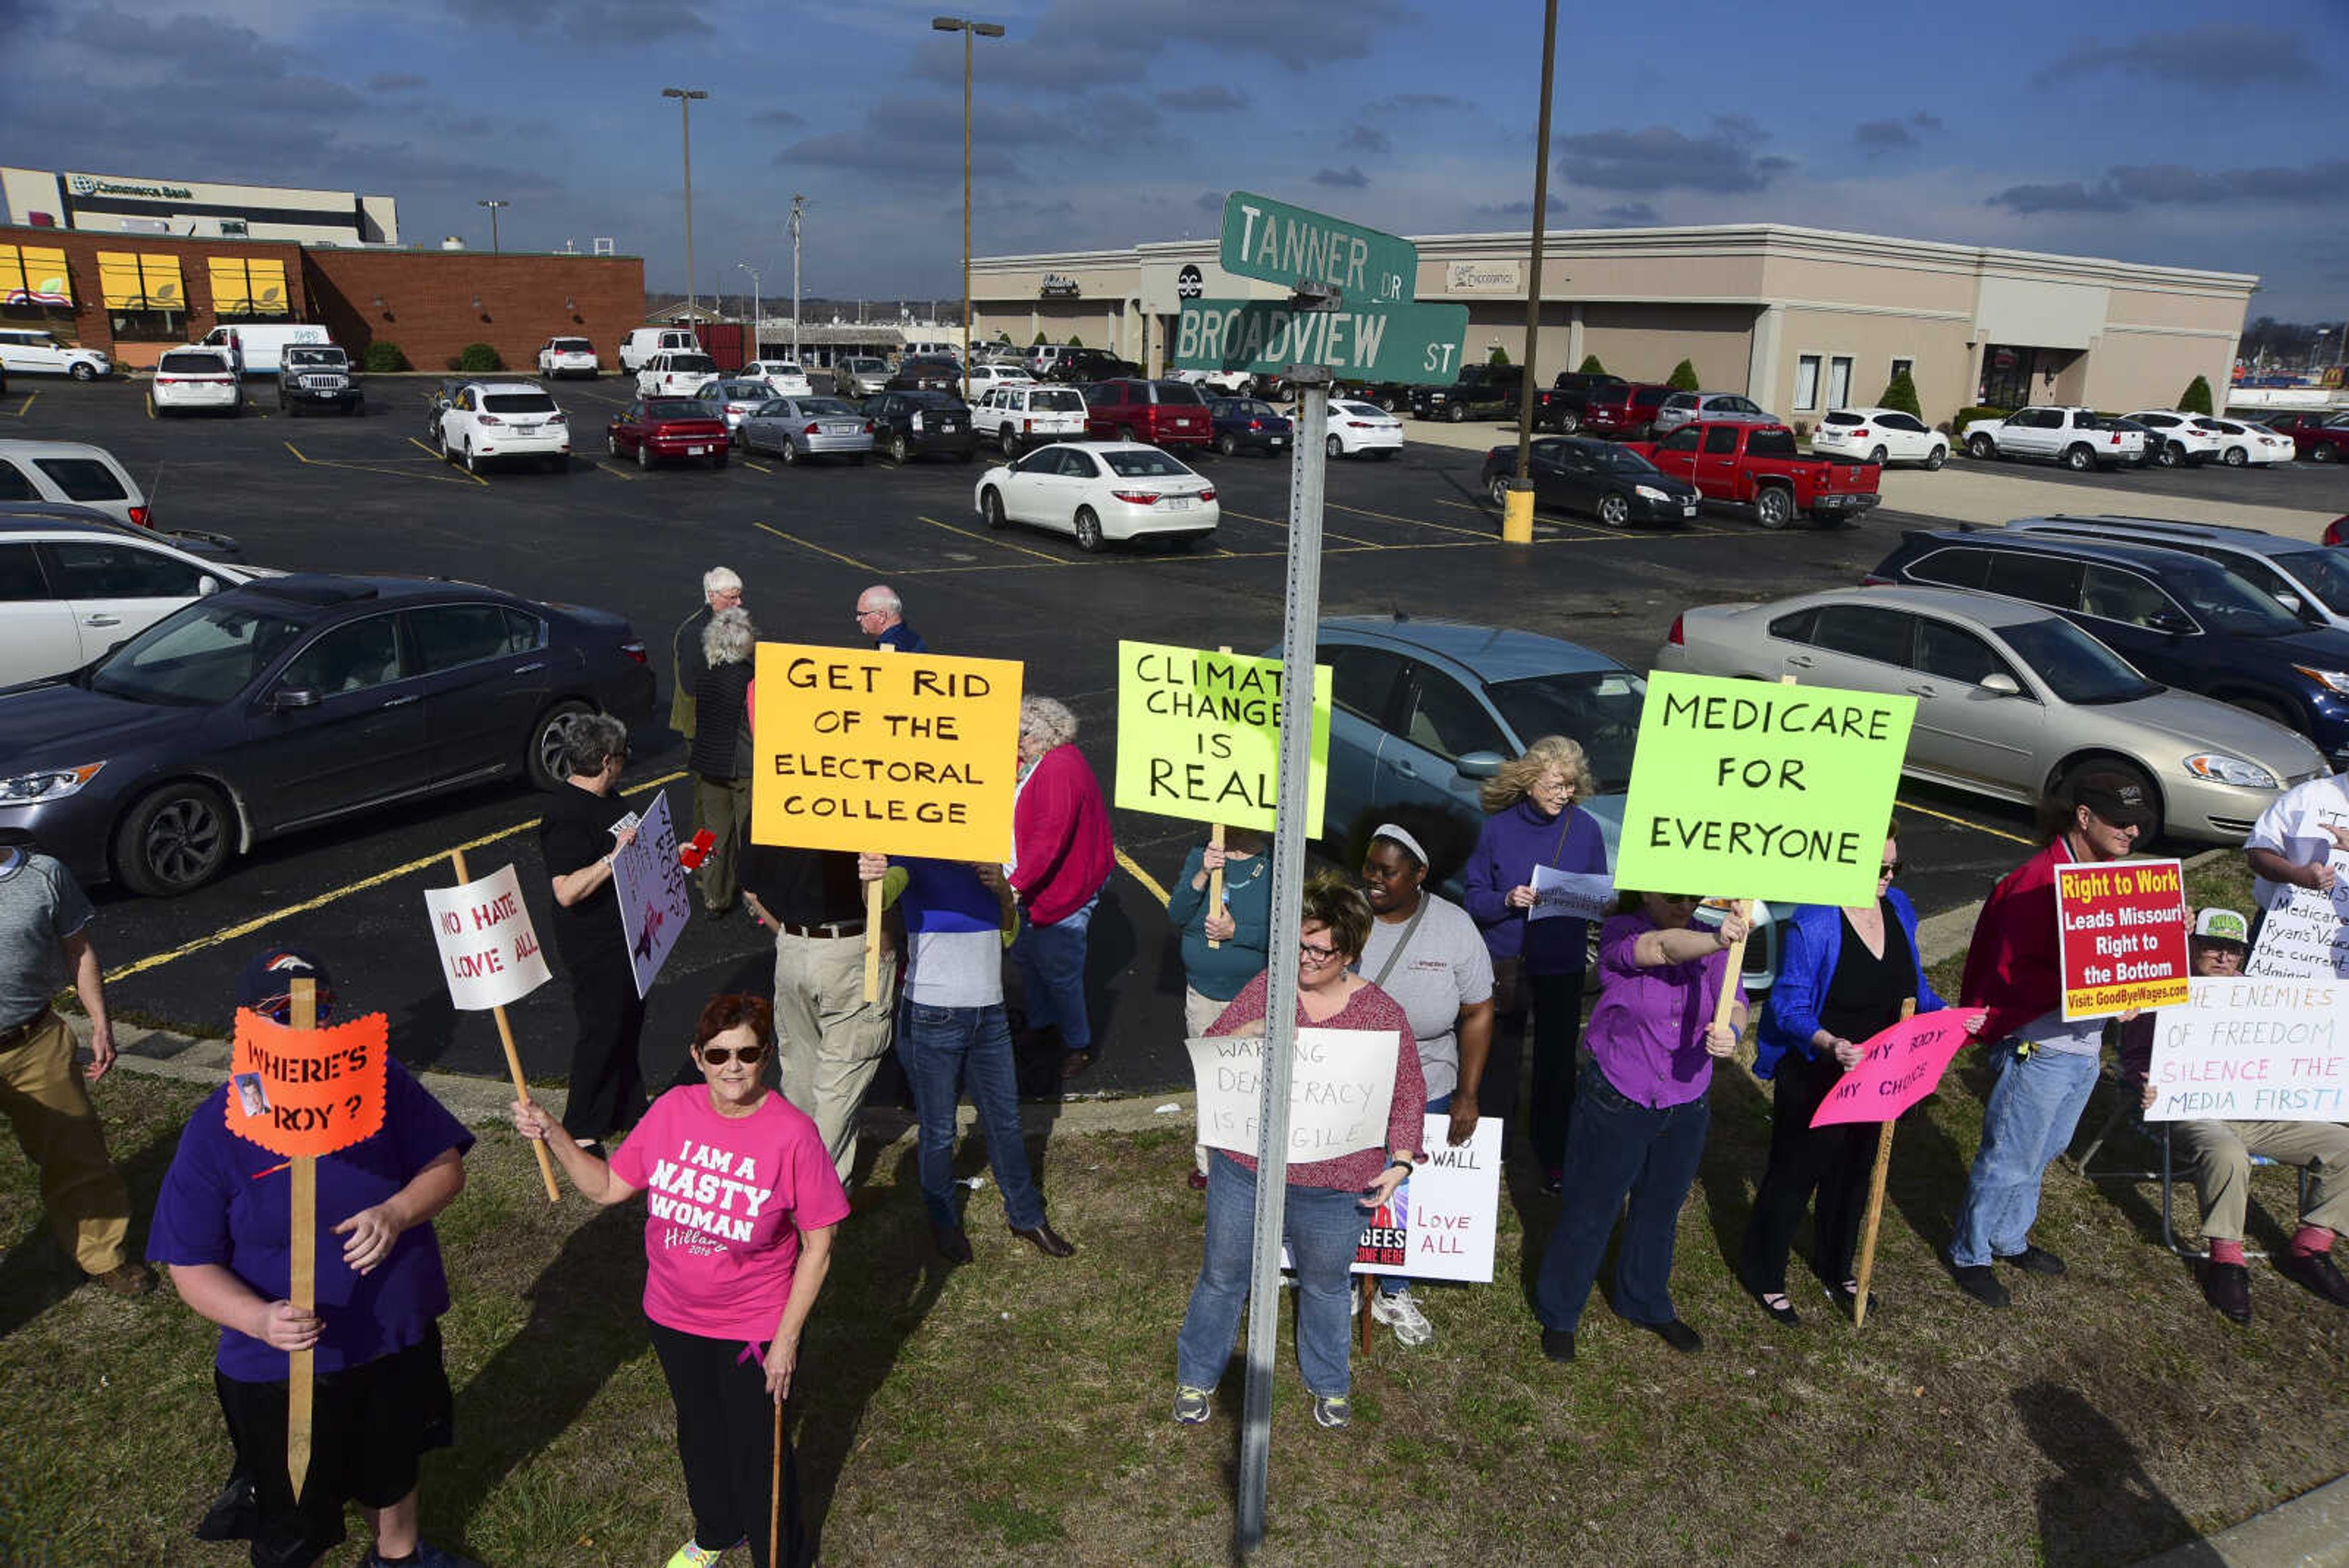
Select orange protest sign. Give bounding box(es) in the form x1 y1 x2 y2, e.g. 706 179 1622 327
225 1009 390 1159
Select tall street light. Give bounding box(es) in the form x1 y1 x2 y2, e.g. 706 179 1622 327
476 198 508 254
790 194 806 365
738 262 762 359
1502 0 1560 546
932 15 1004 401
662 86 710 318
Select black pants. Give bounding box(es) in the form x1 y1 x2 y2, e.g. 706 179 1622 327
1740 1050 1878 1295
562 957 648 1142
648 1320 802 1568
1527 970 1584 1176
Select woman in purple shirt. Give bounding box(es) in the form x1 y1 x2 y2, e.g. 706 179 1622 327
1532 891 1746 1364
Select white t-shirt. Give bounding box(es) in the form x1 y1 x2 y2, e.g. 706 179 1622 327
2246 773 2349 909
1355 893 1493 1103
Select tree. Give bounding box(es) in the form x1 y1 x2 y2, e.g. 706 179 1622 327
1031 330 1047 347
1878 368 1923 419
1666 358 1700 391
1067 333 1084 349
1487 345 1511 366
2178 374 2214 415
1577 354 1606 376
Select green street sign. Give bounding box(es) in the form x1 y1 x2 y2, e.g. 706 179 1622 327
1171 298 1470 385
1218 190 1417 307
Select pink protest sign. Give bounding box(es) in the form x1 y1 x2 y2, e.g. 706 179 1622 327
1809 1006 1986 1129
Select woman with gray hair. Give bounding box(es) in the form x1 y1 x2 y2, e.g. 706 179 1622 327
1008 695 1113 1080
690 606 759 915
536 711 648 1146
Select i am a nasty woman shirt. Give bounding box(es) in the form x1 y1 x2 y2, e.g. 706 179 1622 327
607 1083 851 1342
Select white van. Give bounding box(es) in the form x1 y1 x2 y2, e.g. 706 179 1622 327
902 340 959 363
620 327 702 374
199 322 332 376
0 439 152 526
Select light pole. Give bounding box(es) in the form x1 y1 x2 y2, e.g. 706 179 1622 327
790 195 806 365
738 262 762 360
1502 0 1560 546
932 15 1005 401
662 86 710 318
476 198 508 254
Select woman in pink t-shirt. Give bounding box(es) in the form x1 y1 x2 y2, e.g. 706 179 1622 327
514 994 848 1568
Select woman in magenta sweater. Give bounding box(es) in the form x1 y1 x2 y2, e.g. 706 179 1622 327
1008 695 1114 1080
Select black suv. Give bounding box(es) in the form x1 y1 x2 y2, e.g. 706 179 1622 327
886 355 963 393
861 390 976 463
1545 370 1628 434
1046 349 1140 385
277 344 361 415
1411 363 1521 424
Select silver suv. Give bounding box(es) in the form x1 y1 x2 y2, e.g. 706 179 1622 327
1999 515 2349 634
1650 390 1775 438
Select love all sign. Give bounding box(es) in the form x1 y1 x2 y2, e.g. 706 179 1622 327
226 1009 390 1159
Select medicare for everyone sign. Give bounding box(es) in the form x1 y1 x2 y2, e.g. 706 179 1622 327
1114 640 1330 836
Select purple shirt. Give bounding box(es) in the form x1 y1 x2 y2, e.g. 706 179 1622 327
148 1058 473 1381
1463 800 1609 974
1587 912 1747 1109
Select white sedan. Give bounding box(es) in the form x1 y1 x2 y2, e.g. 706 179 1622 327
743 360 814 397
2193 417 2296 467
1325 399 1403 459
1811 406 1948 468
973 441 1219 553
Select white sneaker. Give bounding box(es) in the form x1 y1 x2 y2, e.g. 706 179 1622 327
1370 1288 1433 1346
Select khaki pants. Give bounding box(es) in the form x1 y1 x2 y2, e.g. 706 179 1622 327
694 775 751 913
0 1010 130 1275
2173 1118 2349 1242
773 932 897 1184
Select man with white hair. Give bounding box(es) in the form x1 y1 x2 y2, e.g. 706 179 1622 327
854 584 926 654
670 567 744 740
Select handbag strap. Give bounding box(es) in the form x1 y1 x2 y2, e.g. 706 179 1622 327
1370 897 1431 989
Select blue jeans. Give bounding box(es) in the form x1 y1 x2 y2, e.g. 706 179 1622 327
896 1000 1045 1232
1015 893 1099 1052
1176 1152 1363 1397
1534 1066 1710 1332
1375 1091 1447 1298
1948 1041 2101 1268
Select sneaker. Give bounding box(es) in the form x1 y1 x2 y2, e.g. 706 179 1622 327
1173 1386 1212 1425
1997 1244 2066 1276
663 1542 728 1568
94 1260 155 1298
1950 1262 2012 1309
1309 1392 1350 1429
1370 1288 1434 1347
193 1474 256 1542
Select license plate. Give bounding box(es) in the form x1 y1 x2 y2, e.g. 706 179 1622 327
1166 496 1195 511
940 421 959 433
1269 437 1286 447
1682 503 1698 517
824 423 856 435
514 423 539 434
686 445 707 456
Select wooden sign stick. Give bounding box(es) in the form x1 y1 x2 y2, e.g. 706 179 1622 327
1849 997 1917 1331
450 849 561 1203
286 978 318 1503
768 1395 785 1568
1206 645 1231 949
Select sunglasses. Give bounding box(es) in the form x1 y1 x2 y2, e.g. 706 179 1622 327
1880 860 1902 879
697 1042 768 1066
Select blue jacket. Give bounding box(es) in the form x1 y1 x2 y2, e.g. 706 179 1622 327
1753 890 1943 1080
1462 800 1608 974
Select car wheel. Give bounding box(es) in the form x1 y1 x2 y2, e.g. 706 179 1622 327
1073 506 1105 554
1001 429 1022 458
982 488 1009 530
464 442 480 474
69 362 95 381
606 434 620 457
1597 493 1631 529
1924 445 1947 471
1553 409 1579 434
2155 442 2182 469
2222 445 2248 467
2314 444 2339 464
777 440 798 466
1967 433 1997 460
1868 445 1888 467
2063 444 2095 472
636 440 652 469
1753 486 1794 531
1217 433 1239 458
1326 433 1343 459
114 782 232 897
2054 758 2162 842
1487 474 1512 507
280 396 294 416
1445 403 1466 423
888 433 910 464
527 700 596 791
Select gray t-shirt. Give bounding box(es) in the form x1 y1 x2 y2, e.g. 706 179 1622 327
0 850 92 1029
1356 893 1493 1102
907 927 1004 1009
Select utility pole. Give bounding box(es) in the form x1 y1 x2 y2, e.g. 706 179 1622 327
476 198 508 254
738 263 762 360
662 86 710 316
932 14 1004 401
1503 0 1560 546
791 194 806 363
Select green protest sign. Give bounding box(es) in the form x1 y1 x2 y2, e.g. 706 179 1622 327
1611 671 1915 907
1114 640 1330 836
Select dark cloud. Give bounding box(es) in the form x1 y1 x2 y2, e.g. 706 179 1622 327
751 108 806 129
62 7 359 116
1471 191 1569 220
1855 111 1942 153
1552 121 1790 193
1984 180 2131 214
366 72 427 94
779 94 1094 185
1596 202 1661 226
1194 190 1226 212
2034 24 2315 89
1988 159 2349 213
1157 84 1247 111
1311 166 1370 189
1341 123 1390 155
1363 92 1463 115
912 0 1411 89
447 0 714 41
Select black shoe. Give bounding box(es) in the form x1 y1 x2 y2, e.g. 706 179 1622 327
1997 1244 2065 1276
1540 1169 1564 1197
2200 1260 2252 1323
1827 1280 1880 1318
1540 1328 1576 1363
932 1224 973 1265
1748 1288 1800 1327
1642 1318 1702 1353
1008 1221 1075 1258
2276 1246 2349 1307
193 1474 256 1542
1059 1049 1096 1081
1950 1262 2012 1308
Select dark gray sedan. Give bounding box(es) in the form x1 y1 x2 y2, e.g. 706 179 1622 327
0 573 655 894
739 396 874 466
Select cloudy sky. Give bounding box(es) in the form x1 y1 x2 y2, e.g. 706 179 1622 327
2 0 2342 321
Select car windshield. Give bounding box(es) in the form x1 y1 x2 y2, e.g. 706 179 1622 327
646 399 713 420
1334 402 1386 418
284 349 343 368
1996 617 2161 704
1588 444 1660 474
1483 671 1647 794
1221 399 1276 418
2175 563 2310 635
718 382 765 399
905 391 964 408
87 600 306 707
1103 450 1189 478
1747 429 1798 456
483 393 558 414
800 398 857 417
2269 548 2349 616
1031 388 1083 411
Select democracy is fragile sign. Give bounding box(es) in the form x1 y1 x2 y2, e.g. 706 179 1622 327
1113 640 1330 836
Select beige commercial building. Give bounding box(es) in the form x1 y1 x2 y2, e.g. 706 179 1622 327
971 225 2254 424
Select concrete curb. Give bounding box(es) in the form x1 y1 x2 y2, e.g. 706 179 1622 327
2134 1474 2349 1567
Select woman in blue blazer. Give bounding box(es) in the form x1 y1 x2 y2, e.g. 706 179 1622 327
1740 821 1944 1325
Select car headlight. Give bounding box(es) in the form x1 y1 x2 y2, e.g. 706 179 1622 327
2183 752 2280 789
2291 664 2349 694
1633 485 1671 502
0 762 105 804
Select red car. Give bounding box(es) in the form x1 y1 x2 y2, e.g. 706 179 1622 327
607 397 733 469
1580 381 1677 440
2262 411 2349 463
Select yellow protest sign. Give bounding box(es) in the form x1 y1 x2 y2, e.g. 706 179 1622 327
751 642 1023 861
1113 640 1330 836
1612 670 1914 907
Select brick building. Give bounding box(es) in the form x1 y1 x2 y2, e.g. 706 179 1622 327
0 226 642 371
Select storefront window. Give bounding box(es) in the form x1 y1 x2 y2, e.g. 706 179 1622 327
1794 355 1820 411
1827 355 1854 410
110 308 187 343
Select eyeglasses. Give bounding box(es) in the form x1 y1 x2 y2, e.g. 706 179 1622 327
697 1042 768 1066
1299 942 1342 964
1879 861 1902 880
854 607 884 621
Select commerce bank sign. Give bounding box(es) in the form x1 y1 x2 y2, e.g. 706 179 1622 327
69 173 195 201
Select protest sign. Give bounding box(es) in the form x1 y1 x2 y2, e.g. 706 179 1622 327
1612 671 1913 907
2247 869 2349 979
612 790 691 998
1113 640 1332 837
1529 864 1612 923
751 642 1023 863
2143 975 2349 1122
225 1008 389 1159
423 863 551 1011
1187 1028 1399 1160
2056 858 2189 1020
1810 1007 1985 1128
1350 1115 1501 1282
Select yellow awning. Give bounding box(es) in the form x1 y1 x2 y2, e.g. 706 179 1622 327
97 251 185 310
0 244 73 306
246 258 289 315
207 257 251 314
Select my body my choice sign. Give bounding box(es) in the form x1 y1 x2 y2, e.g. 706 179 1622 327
1114 640 1330 836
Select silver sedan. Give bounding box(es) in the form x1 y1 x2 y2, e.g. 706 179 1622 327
739 396 874 466
1653 583 2328 844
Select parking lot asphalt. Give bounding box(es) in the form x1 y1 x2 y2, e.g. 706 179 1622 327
2 375 2189 1099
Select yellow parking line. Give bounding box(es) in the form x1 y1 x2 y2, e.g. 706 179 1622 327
917 513 1064 563
286 440 477 487
9 392 34 417
1324 500 1494 540
1894 797 2035 847
1221 508 1384 548
754 519 872 571
1114 846 1170 910
743 461 773 474
103 770 692 985
145 393 155 420
596 462 636 481
406 436 442 458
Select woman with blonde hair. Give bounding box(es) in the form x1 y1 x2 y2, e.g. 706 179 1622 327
1463 734 1609 1192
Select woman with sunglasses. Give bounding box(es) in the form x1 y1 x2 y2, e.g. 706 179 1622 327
1173 877 1425 1432
1742 820 1953 1325
514 994 847 1568
1532 890 1746 1364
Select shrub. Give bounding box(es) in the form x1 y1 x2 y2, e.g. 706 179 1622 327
2179 374 2214 415
1666 358 1699 391
1487 345 1510 366
361 341 409 373
1791 419 1811 443
1066 334 1084 349
456 342 503 373
1878 368 1923 419
1031 331 1047 347
1577 354 1606 376
1951 404 2013 437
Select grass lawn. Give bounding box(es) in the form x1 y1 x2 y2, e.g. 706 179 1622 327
4 861 2343 1565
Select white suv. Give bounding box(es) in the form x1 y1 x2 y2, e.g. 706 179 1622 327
1961 406 2147 470
0 512 257 682
973 383 1088 455
536 336 599 378
743 360 814 396
434 381 571 474
2123 409 2228 469
636 351 720 398
1811 407 1948 469
0 328 110 380
0 439 150 526
150 347 242 417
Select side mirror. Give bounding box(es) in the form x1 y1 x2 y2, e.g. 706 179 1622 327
197 576 222 597
269 686 319 712
2274 592 2307 616
2147 610 2195 636
1455 749 1505 779
1980 671 2021 696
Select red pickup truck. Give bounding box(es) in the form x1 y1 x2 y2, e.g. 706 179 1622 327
1631 420 1882 529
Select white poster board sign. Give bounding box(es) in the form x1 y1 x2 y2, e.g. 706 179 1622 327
1529 864 1612 923
2143 975 2349 1123
1187 1028 1398 1160
1272 1117 1505 1282
2247 866 2349 980
424 863 552 1009
612 790 692 999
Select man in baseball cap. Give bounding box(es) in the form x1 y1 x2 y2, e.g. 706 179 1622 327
2191 908 2249 973
235 948 336 1025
